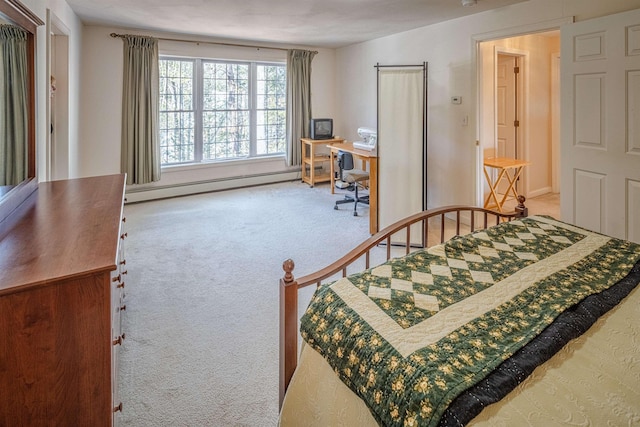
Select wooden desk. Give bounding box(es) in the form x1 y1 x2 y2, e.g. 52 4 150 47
329 142 378 234
483 157 530 212
301 138 344 187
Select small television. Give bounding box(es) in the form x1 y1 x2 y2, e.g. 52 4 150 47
309 118 333 140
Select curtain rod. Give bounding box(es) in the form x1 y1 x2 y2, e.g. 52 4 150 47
110 32 318 54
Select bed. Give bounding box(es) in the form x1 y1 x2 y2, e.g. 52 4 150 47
278 200 640 426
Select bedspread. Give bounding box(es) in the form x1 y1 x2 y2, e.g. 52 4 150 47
300 216 640 427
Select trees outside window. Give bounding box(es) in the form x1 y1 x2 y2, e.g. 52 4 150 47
159 58 286 165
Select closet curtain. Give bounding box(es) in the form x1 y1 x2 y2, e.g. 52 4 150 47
285 49 316 166
120 35 160 185
0 25 28 186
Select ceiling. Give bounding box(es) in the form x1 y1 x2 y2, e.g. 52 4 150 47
65 0 529 48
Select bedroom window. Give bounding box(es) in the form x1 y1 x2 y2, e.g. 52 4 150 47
159 58 286 165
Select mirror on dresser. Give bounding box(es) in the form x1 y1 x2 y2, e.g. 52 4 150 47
0 0 42 226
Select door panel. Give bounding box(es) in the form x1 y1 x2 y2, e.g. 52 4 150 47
574 169 605 233
497 55 517 159
629 70 640 154
628 180 640 243
574 74 605 148
561 8 640 242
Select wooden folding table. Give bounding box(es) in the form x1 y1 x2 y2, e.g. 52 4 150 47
483 157 530 212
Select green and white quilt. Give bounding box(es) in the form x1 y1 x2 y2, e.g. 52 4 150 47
300 216 640 427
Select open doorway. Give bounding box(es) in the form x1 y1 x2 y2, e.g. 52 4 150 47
477 30 560 218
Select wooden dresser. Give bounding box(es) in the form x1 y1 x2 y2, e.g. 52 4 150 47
0 174 127 426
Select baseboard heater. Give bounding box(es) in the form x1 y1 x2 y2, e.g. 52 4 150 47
125 170 299 203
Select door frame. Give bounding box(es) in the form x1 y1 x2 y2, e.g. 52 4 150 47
46 9 70 181
551 51 561 193
472 17 573 207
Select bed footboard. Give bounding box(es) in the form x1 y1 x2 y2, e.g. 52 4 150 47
279 198 527 406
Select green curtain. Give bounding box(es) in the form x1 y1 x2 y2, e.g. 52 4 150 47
286 49 316 167
0 25 28 186
120 35 160 185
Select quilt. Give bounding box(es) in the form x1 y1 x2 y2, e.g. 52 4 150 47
300 216 640 427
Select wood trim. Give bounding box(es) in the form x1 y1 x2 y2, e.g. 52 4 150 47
1 0 44 32
0 0 43 226
278 198 527 406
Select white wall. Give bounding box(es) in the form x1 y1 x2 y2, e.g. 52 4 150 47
334 0 640 209
21 0 82 181
78 26 335 201
20 0 640 205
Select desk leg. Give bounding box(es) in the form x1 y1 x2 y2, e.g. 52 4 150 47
329 151 336 194
369 157 378 234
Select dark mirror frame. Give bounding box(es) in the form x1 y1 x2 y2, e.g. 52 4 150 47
0 0 43 227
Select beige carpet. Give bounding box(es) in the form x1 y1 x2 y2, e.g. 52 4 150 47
118 181 373 426
118 181 559 426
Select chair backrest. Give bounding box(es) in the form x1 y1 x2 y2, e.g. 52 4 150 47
337 151 354 181
338 151 354 170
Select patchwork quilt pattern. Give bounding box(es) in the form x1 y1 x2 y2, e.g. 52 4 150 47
300 216 640 427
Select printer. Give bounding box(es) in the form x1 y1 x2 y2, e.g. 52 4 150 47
352 127 377 151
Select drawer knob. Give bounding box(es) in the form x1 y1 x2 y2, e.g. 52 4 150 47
121 232 128 240
114 402 123 413
113 333 126 346
112 274 121 283
119 304 126 312
122 270 128 276
120 259 127 266
117 282 125 289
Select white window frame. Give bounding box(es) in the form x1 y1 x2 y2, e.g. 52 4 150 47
159 56 286 166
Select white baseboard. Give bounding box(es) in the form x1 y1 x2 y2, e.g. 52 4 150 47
527 187 553 199
124 171 300 203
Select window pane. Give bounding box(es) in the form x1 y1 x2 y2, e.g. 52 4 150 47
256 64 286 155
202 61 251 160
202 110 250 160
159 59 195 164
159 59 194 111
159 111 195 164
203 62 249 112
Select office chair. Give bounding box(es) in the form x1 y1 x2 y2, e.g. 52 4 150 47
334 151 370 216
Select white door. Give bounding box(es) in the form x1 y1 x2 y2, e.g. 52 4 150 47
496 54 521 195
560 8 640 243
497 54 518 160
